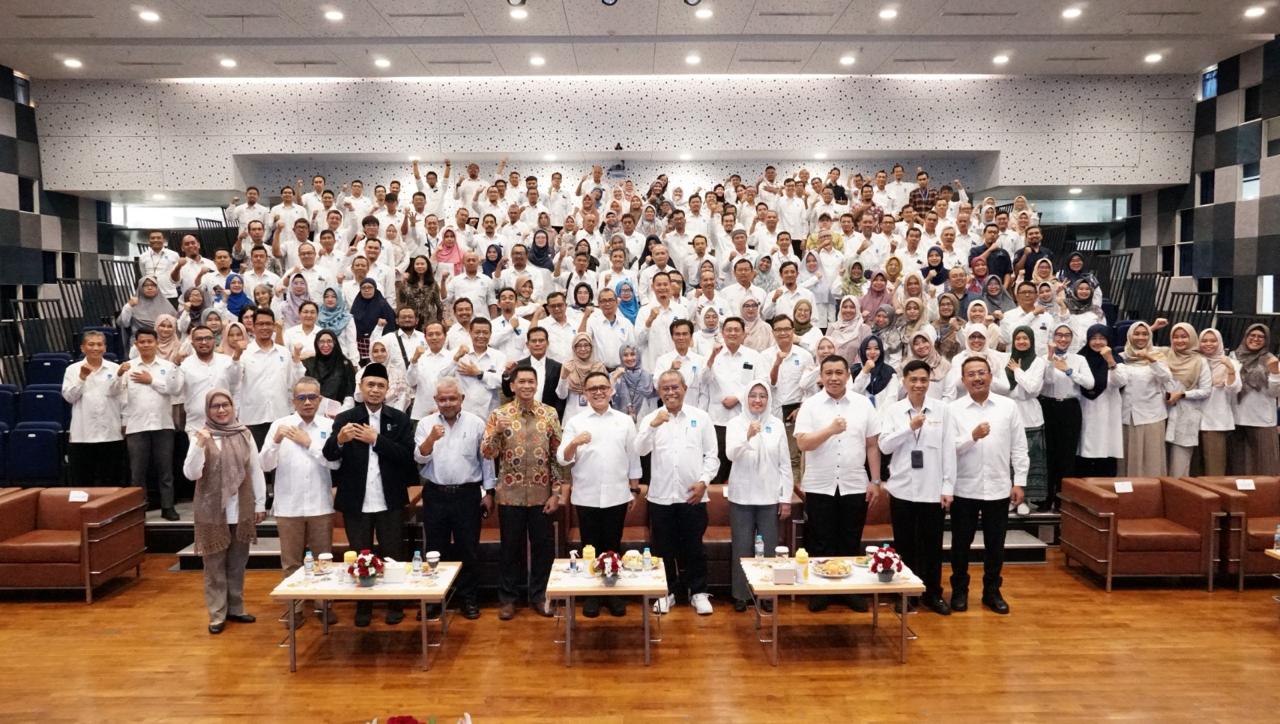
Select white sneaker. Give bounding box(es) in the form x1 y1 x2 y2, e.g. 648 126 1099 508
652 594 674 614
691 593 713 615
1016 502 1031 516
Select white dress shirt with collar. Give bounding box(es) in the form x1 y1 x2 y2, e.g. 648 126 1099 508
138 247 181 298
765 344 816 409
121 357 182 433
413 410 495 489
360 405 388 513
877 395 956 503
558 407 643 508
446 273 495 319
259 413 339 517
1042 351 1096 401
707 345 767 425
635 404 719 505
585 312 636 369
61 360 124 443
453 347 507 420
178 352 240 433
535 316 578 363
237 343 305 426
636 298 689 370
794 389 880 494
724 414 792 506
407 349 456 419
948 392 1028 499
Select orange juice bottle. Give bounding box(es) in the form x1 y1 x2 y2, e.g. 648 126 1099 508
795 547 809 580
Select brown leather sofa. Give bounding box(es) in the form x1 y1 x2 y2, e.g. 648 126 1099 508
0 487 146 602
1185 476 1280 589
0 488 20 500
1060 477 1219 591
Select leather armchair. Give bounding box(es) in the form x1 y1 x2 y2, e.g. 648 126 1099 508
0 487 146 602
1060 477 1218 591
1185 476 1280 590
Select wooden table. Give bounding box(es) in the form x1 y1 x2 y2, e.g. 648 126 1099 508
545 558 668 666
268 562 460 672
740 557 926 665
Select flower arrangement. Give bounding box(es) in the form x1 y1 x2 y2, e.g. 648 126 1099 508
869 545 904 579
348 549 384 583
595 551 622 580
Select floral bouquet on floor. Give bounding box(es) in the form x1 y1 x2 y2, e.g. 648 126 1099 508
595 551 622 586
868 545 903 583
349 549 384 587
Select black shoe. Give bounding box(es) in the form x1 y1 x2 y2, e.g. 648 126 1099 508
982 592 1010 615
950 591 969 613
921 595 952 616
607 598 626 617
161 507 180 521
354 609 372 627
227 613 255 624
462 601 481 620
208 622 225 634
846 594 869 613
808 595 829 612
733 599 749 613
759 599 773 614
583 597 601 618
385 608 405 625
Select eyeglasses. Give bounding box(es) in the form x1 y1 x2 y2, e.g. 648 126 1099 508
209 403 232 411
584 385 610 393
192 336 214 343
294 394 320 402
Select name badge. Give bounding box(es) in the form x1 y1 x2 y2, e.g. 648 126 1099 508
793 357 800 366
578 395 587 406
743 362 753 370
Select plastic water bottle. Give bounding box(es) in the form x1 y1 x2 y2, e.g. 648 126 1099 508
1274 525 1280 550
412 550 423 575
754 534 765 559
642 547 653 570
303 549 314 580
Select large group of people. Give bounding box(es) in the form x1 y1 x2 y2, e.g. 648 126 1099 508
59 160 1280 631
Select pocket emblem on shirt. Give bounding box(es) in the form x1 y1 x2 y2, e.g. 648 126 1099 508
765 425 773 434
690 420 697 428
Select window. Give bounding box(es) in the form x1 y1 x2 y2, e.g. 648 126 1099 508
1260 275 1275 314
1160 245 1176 274
1217 277 1234 312
17 177 34 212
1243 162 1261 201
1268 117 1280 157
1198 171 1214 205
60 253 76 280
13 76 29 106
1177 242 1194 277
1180 208 1195 241
1202 67 1218 100
1246 85 1262 122
41 252 56 284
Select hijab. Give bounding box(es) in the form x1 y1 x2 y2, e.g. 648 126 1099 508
282 273 310 327
304 329 356 402
697 306 722 349
200 308 225 345
828 295 870 362
563 332 606 394
753 258 781 293
1059 252 1096 287
317 285 352 332
1164 322 1204 389
1080 323 1113 401
741 300 775 351
615 279 640 324
154 313 181 361
130 275 178 331
529 229 555 271
1006 325 1037 390
434 229 464 274
350 278 396 339
923 247 948 286
1198 328 1231 387
1123 321 1165 366
733 382 784 471
612 343 654 416
982 274 1015 312
858 271 893 319
900 298 931 338
223 274 252 318
218 321 245 357
902 330 949 382
571 282 595 311
1065 279 1096 315
934 292 961 343
182 286 208 320
1234 323 1275 393
840 259 867 298
856 335 895 396
482 243 503 277
192 389 255 555
792 299 814 337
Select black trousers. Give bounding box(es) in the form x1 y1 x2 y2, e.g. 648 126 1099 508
497 504 555 605
889 495 945 599
1075 456 1118 478
712 425 731 485
949 496 1010 595
344 508 406 613
421 482 483 603
803 490 867 557
649 501 708 599
1039 397 1082 506
576 503 628 554
68 441 126 487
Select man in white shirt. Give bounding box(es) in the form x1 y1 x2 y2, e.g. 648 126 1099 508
947 355 1028 615
775 179 808 239
227 186 272 237
413 160 449 217
489 287 529 360
407 321 457 422
637 272 689 371
170 234 217 296
235 308 305 454
878 360 956 615
794 354 882 612
638 243 679 302
636 370 720 615
299 175 328 221
138 230 181 304
533 292 577 363
763 261 815 320
61 330 125 485
341 179 375 225
497 244 551 301
414 378 495 620
884 164 912 215
377 306 427 411
999 282 1055 354
580 287 635 369
558 369 643 618
705 317 766 483
270 185 309 239
119 328 183 520
445 252 494 320
451 317 506 420
764 315 815 484
654 319 708 405
260 377 340 626
178 325 240 434
241 244 282 295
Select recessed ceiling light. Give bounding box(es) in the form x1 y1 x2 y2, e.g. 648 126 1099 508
679 152 692 161
685 53 701 65
151 193 167 201
695 8 713 19
1069 187 1083 195
1144 53 1163 64
63 58 82 69
879 7 898 20
1245 6 1267 18
507 0 526 6
220 58 237 68
510 8 528 19
543 153 557 161
1061 7 1082 19
324 9 344 22
530 55 546 66
993 54 1010 65
138 10 160 22
839 55 856 66
374 57 391 68
814 151 827 160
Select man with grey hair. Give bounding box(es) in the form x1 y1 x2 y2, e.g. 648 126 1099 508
62 329 125 485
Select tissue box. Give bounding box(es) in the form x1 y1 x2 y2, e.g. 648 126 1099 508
384 561 408 583
771 565 796 585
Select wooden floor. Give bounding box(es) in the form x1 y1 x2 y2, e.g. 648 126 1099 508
2 551 1279 723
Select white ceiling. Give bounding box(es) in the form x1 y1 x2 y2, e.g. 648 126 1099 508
0 0 1275 79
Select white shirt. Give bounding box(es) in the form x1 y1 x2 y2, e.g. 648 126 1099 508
654 349 709 404
407 349 456 419
175 256 218 295
1005 356 1047 428
794 390 881 494
228 201 271 234
240 268 282 295
379 328 427 377
535 317 578 364
1232 368 1280 428
453 347 506 420
636 298 689 370
446 273 494 319
259 413 339 517
585 312 636 369
948 393 1029 499
489 314 528 360
1201 359 1241 432
724 413 792 505
1119 361 1175 425
764 344 816 408
359 406 388 513
707 345 767 425
415 177 447 217
178 352 240 432
1042 351 1096 401
1080 364 1127 459
137 247 181 298
998 307 1055 355
121 357 182 433
559 407 642 508
718 283 767 318
413 410 495 489
61 360 124 443
237 342 304 426
878 396 956 503
635 405 719 505
183 435 268 520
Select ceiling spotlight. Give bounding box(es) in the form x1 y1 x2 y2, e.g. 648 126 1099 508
151 193 167 201
324 9 344 21
602 0 619 6
1068 187 1083 195
684 0 702 6
220 58 237 68
839 55 856 66
1061 7 1082 19
138 10 160 22
530 55 546 66
695 7 713 19
507 0 527 6
1245 6 1267 18
63 58 82 69
993 54 1010 65
814 151 827 160
685 53 701 65
679 152 692 161
374 57 391 68
1144 52 1163 64
879 7 898 20
510 8 529 18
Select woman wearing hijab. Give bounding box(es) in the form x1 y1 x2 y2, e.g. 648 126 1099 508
220 273 252 319
1058 278 1103 353
851 335 900 407
827 295 871 362
528 229 556 271
1163 322 1211 477
893 271 932 316
725 381 792 613
883 256 904 288
304 329 356 410
922 246 949 288
614 279 640 325
571 282 595 313
933 293 963 360
182 389 266 634
1058 252 1101 306
1231 323 1280 474
175 287 210 335
840 258 868 299
281 273 311 329
317 286 358 361
800 250 833 329
398 255 443 326
1005 326 1047 514
981 274 1015 318
557 332 606 423
433 228 465 276
791 299 822 352
119 275 179 344
1119 320 1174 476
153 314 183 363
897 298 933 347
611 343 657 420
868 304 904 367
1077 324 1125 477
695 306 722 356
1196 328 1239 476
965 300 1001 347
199 308 227 347
740 298 774 352
482 243 504 278
858 270 893 323
901 330 950 400
944 323 1011 399
219 321 248 360
350 278 397 364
